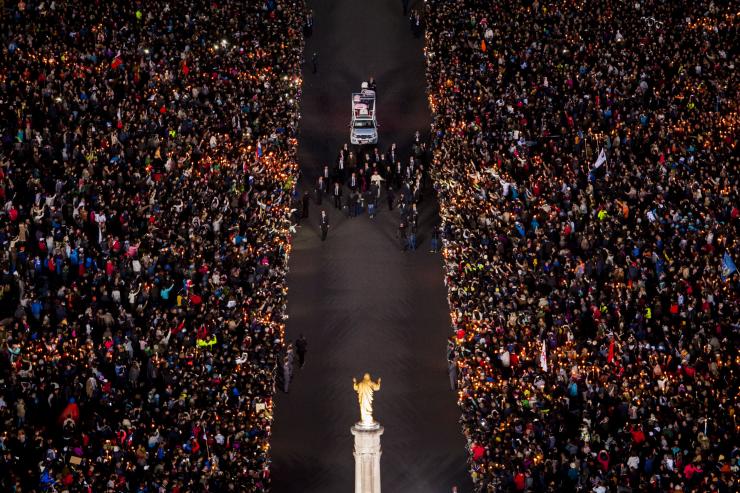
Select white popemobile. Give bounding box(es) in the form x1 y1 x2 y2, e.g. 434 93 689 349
350 82 378 145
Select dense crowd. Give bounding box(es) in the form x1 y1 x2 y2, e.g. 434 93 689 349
424 0 738 492
0 0 306 491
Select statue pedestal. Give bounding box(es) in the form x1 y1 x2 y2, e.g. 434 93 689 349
351 422 384 493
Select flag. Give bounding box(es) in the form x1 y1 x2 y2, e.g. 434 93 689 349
607 339 615 363
721 252 737 281
591 148 607 170
255 141 263 160
539 340 548 372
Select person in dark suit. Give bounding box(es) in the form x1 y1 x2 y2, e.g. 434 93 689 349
398 221 407 251
348 190 359 217
323 165 330 184
408 202 419 229
366 187 376 219
408 220 417 251
332 181 342 209
430 224 441 253
315 176 325 205
320 210 329 241
304 10 314 37
295 335 308 368
386 142 398 166
387 186 395 211
335 155 345 183
340 143 350 162
301 191 310 219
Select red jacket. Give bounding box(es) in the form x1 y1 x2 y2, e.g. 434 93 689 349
514 472 526 490
472 444 485 461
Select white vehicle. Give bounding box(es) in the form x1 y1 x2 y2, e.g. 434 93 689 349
350 83 378 145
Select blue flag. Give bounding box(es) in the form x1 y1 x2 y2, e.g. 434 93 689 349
721 252 737 281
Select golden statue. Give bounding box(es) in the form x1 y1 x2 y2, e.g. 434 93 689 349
353 373 381 425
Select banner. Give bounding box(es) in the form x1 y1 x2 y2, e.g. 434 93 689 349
591 148 607 170
721 252 737 281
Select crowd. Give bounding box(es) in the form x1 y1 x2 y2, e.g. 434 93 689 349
0 0 306 491
424 0 738 492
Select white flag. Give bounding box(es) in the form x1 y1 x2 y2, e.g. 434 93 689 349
592 148 607 170
540 340 548 372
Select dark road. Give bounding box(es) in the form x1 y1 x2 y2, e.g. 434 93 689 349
269 1 472 492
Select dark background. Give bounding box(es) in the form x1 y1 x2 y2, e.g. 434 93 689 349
269 1 472 491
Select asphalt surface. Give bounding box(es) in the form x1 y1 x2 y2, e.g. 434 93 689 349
269 1 472 492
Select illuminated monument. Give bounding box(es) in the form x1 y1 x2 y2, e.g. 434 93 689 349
351 373 383 493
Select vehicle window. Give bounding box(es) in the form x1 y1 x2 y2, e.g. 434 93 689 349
354 120 374 128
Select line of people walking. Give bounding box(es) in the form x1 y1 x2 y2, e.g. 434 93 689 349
295 130 439 252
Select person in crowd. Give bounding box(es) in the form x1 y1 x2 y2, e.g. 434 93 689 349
410 9 424 37
295 334 308 368
315 176 326 205
302 191 311 219
408 220 417 251
424 0 739 491
430 223 441 253
0 0 307 490
367 187 377 219
333 181 343 209
347 189 358 218
387 186 396 211
282 354 293 394
398 220 408 251
320 210 330 241
304 8 314 37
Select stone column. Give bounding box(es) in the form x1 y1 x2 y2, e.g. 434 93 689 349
351 422 384 493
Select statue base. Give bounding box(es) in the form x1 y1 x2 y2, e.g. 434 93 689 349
354 420 381 431
351 422 384 493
